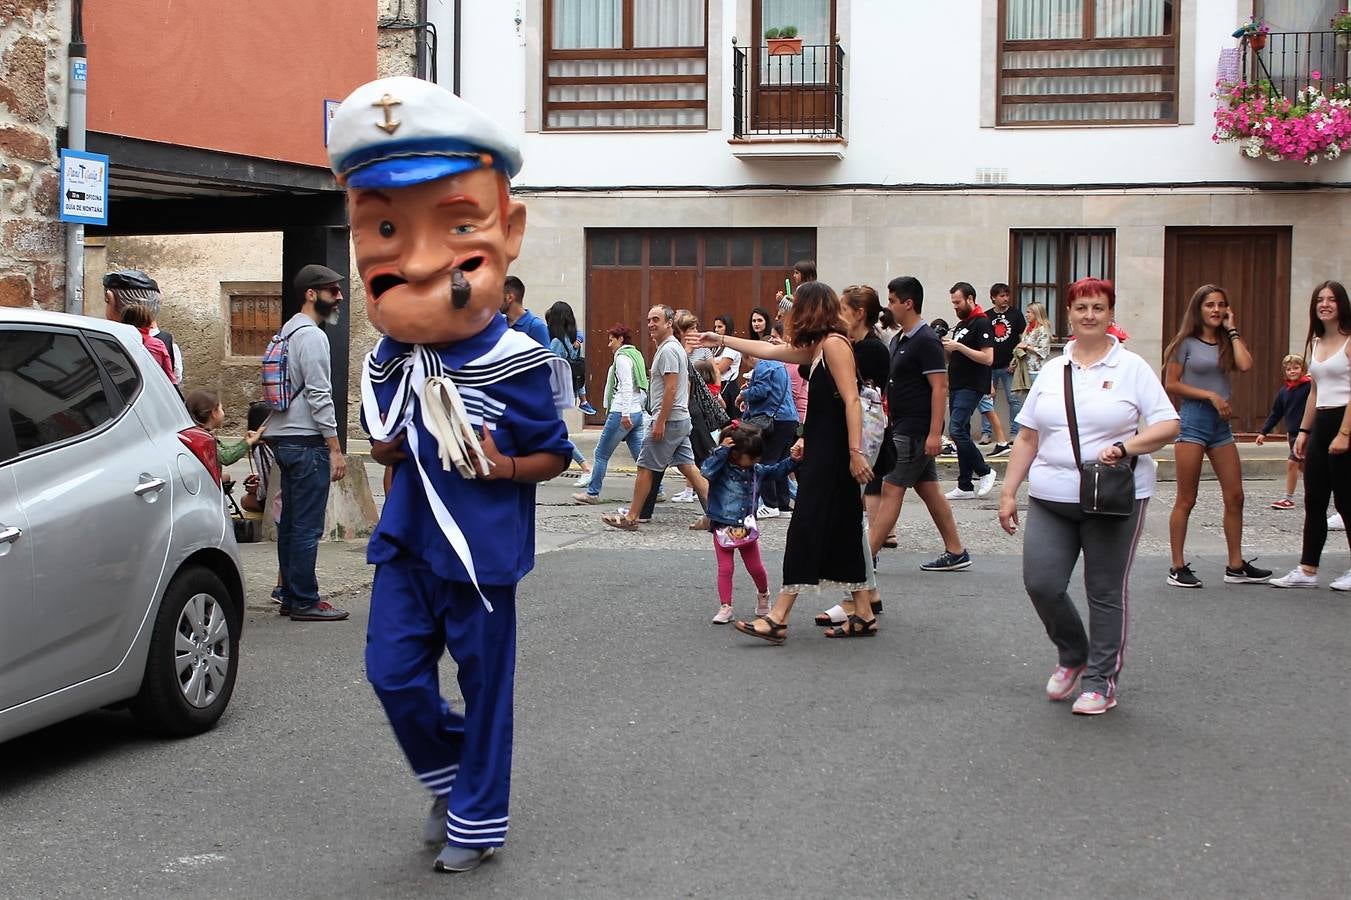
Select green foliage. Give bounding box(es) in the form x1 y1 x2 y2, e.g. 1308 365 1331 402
764 26 781 39
780 25 799 38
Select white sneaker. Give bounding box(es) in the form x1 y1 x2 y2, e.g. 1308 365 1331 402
712 604 734 624
945 487 976 500
1330 570 1351 591
976 471 997 498
756 505 780 519
1071 691 1117 715
1270 567 1319 589
1045 665 1084 702
671 488 697 503
575 471 592 486
1330 513 1345 532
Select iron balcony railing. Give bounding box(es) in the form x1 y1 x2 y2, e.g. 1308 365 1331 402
732 40 845 138
1240 31 1350 103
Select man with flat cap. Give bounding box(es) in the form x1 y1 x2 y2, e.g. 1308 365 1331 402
330 76 573 873
267 263 350 622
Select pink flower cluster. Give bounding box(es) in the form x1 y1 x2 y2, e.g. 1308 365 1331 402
1212 74 1351 165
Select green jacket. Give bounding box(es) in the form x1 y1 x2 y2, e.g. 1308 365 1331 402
603 344 649 410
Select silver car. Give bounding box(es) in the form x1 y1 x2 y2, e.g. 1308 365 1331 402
0 308 244 742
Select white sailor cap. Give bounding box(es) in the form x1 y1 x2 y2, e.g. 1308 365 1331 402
327 76 523 189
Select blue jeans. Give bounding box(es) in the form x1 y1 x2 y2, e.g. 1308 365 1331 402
587 410 645 497
949 388 991 491
990 367 1026 437
273 441 332 607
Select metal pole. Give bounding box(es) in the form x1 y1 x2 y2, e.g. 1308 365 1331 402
64 0 87 315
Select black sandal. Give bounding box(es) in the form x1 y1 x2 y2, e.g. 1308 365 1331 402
823 615 878 638
734 616 787 645
814 612 846 627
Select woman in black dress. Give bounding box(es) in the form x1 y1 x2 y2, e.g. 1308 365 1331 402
699 281 875 643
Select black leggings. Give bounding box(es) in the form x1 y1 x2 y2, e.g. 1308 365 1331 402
1300 406 1351 567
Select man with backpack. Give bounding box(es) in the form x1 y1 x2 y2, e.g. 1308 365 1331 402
263 263 349 621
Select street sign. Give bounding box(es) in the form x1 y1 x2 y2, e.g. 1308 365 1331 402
325 99 340 146
58 149 108 226
73 59 86 81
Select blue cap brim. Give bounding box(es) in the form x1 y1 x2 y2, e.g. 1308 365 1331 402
346 155 485 190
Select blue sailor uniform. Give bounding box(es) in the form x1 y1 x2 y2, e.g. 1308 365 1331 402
361 314 572 850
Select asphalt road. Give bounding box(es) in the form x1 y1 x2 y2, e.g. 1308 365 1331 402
2 544 1348 899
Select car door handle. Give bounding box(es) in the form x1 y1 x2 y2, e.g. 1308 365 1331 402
0 525 21 544
134 477 168 496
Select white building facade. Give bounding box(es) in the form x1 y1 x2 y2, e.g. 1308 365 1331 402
428 0 1348 433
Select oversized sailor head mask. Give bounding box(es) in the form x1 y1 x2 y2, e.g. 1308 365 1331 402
328 76 526 345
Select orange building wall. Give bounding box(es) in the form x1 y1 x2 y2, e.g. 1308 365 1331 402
86 0 376 168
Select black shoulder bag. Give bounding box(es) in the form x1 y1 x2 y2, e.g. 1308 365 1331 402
1063 364 1136 517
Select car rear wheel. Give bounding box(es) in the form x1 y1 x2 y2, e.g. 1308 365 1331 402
131 566 240 737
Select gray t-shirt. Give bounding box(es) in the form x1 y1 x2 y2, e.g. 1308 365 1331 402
649 336 690 422
1175 336 1231 401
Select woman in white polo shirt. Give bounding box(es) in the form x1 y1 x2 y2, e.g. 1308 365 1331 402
997 278 1179 716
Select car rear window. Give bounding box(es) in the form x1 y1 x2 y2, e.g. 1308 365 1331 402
0 329 114 455
88 334 142 406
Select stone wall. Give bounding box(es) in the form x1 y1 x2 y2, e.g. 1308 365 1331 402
0 0 67 310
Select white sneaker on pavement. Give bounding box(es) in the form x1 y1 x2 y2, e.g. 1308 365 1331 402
1270 567 1319 589
1045 665 1084 701
976 471 997 498
712 604 734 624
1071 691 1117 715
671 488 697 503
1330 570 1351 591
945 487 976 500
756 504 780 519
1330 512 1345 531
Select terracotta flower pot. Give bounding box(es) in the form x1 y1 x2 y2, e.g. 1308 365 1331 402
767 37 803 56
1251 33 1267 51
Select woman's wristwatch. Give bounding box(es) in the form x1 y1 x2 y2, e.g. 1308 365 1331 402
1114 441 1130 458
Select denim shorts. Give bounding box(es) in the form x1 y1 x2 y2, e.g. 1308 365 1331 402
1177 398 1234 449
977 394 994 414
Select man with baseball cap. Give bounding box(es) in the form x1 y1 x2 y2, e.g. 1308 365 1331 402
267 262 349 622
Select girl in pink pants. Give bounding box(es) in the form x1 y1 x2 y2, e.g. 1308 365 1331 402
700 425 798 624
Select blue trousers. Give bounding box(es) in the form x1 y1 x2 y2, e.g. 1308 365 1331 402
949 388 991 491
366 562 517 849
272 441 331 607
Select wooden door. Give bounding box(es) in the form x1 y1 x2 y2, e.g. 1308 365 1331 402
1163 227 1293 434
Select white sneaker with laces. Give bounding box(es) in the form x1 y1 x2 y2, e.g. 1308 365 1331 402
1071 691 1117 715
712 604 734 624
1270 567 1319 588
945 487 976 500
1330 570 1351 591
755 593 772 617
976 471 997 498
1045 665 1085 702
757 505 780 519
671 488 697 503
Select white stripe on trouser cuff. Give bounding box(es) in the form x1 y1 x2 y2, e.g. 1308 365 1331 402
448 821 509 836
423 774 457 791
449 811 510 827
446 834 507 845
416 763 459 780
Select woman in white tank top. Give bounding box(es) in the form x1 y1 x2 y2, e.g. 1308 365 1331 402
1271 281 1351 589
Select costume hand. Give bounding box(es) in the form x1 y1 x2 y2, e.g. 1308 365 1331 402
1294 432 1308 461
652 418 666 442
469 424 512 479
330 448 347 482
924 433 942 457
371 432 409 466
1254 433 1266 446
244 421 267 447
1332 433 1349 456
790 438 804 460
849 451 873 485
1210 393 1232 419
998 493 1020 535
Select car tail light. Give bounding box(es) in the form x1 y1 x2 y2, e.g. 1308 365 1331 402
178 426 222 487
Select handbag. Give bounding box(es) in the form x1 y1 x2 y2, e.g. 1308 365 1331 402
859 384 887 467
1063 364 1136 517
714 470 761 548
567 342 587 391
688 365 731 432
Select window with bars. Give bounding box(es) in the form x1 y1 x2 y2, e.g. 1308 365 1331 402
1009 229 1115 338
228 291 282 357
996 0 1179 125
544 0 708 130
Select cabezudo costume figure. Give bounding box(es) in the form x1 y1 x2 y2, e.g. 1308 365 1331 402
328 76 573 874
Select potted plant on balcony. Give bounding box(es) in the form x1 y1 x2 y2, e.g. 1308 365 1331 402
1232 15 1270 50
1213 70 1351 164
765 26 802 56
1332 8 1351 48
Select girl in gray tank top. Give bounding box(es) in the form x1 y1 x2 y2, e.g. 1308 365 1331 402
1162 284 1266 589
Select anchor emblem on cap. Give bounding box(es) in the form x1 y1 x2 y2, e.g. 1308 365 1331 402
372 94 403 135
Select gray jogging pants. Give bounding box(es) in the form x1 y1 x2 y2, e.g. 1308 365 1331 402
1022 497 1148 698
